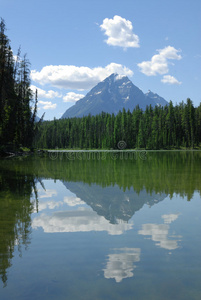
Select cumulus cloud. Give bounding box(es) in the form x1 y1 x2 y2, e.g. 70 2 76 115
100 15 140 48
31 63 133 90
138 46 182 76
31 85 62 99
63 92 85 103
103 248 141 282
161 75 182 85
13 55 18 62
38 100 57 110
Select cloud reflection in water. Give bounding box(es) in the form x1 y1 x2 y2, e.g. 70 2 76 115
32 207 133 235
138 213 182 250
103 248 141 282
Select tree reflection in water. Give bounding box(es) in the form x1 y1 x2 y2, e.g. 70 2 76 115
0 151 201 286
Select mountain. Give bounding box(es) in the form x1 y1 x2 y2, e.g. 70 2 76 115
145 90 168 107
61 73 169 119
34 115 41 122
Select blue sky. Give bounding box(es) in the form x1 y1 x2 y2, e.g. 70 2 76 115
1 0 201 120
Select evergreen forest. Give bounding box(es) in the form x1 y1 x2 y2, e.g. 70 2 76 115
0 19 38 150
34 99 201 150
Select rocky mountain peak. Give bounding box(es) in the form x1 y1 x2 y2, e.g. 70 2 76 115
61 74 169 119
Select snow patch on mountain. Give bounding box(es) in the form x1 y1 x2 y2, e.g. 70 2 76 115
114 74 127 81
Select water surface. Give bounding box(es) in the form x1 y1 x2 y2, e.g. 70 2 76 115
0 151 201 299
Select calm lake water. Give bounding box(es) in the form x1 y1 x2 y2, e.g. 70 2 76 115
0 151 201 300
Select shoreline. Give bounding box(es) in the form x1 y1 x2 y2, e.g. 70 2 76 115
0 149 46 158
1 148 201 158
47 148 201 152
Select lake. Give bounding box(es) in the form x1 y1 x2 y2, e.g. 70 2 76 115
0 151 201 300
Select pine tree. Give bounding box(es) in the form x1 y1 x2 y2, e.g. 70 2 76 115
0 18 16 145
166 101 175 147
0 19 37 149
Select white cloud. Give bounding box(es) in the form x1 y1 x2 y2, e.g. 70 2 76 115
13 55 18 62
161 75 182 85
138 46 182 76
38 100 57 110
32 207 133 235
31 85 62 99
63 92 85 103
100 15 140 49
103 248 141 282
159 46 182 60
30 86 85 106
31 63 133 90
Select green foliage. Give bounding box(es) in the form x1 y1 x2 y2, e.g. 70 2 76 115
34 99 201 150
0 19 38 148
0 158 38 286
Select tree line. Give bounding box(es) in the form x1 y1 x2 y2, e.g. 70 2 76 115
0 19 38 150
34 98 201 150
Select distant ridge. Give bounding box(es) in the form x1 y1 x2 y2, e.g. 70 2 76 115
61 73 169 119
145 90 169 107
